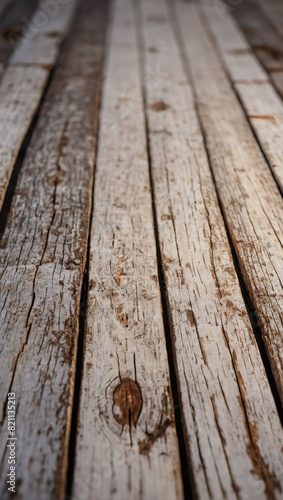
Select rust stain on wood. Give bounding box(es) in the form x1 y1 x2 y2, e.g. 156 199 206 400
113 378 142 427
249 115 276 123
186 309 195 327
151 101 169 111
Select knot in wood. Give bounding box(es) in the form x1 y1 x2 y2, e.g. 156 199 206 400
113 378 142 427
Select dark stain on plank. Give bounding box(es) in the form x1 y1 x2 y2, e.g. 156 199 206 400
249 115 276 123
138 419 173 456
151 101 169 111
254 44 283 61
113 378 142 427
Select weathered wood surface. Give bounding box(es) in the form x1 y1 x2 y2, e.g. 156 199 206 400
73 0 184 499
139 0 283 499
175 0 283 406
0 0 76 213
0 0 39 72
233 0 283 98
0 0 108 498
199 0 283 194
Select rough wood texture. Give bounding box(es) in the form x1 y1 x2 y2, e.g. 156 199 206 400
139 0 283 499
175 0 283 407
199 0 283 193
0 0 108 498
73 0 184 499
0 0 76 212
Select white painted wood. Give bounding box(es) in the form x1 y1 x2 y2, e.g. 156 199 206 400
0 0 108 497
0 0 77 212
73 1 184 499
140 0 283 499
176 0 283 408
199 0 283 193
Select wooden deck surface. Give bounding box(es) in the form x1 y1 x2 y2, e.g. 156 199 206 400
0 0 282 498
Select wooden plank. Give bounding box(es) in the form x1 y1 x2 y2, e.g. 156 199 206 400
0 0 77 213
0 0 39 72
0 0 108 498
72 0 184 498
175 1 283 407
140 0 283 499
199 0 283 194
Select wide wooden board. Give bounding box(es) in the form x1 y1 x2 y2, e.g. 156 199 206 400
139 0 283 498
72 0 184 499
0 0 108 498
175 0 283 408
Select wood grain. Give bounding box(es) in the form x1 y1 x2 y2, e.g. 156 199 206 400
0 0 77 213
199 0 283 193
72 0 184 499
175 0 283 409
0 0 108 498
139 0 283 498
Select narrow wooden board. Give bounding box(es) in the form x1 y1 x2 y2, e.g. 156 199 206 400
0 0 77 213
139 0 283 499
72 0 184 499
199 0 283 194
175 0 283 407
0 0 108 498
